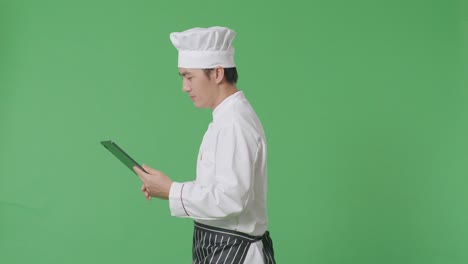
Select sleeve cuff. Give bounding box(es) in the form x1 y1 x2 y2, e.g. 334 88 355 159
169 182 190 217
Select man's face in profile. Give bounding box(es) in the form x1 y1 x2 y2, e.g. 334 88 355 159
179 68 218 109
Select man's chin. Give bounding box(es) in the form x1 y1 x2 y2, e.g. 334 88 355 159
192 100 208 108
193 102 204 108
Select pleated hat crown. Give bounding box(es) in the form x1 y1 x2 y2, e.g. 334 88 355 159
170 26 236 68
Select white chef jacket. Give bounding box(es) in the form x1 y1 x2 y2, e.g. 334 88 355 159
169 90 269 238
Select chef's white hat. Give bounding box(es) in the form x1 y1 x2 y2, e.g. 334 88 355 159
170 26 236 68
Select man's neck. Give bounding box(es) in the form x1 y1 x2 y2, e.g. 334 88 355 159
211 84 238 110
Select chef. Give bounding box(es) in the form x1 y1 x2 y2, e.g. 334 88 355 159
133 26 276 264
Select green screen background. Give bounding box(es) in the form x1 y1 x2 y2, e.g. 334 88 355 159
1 0 466 263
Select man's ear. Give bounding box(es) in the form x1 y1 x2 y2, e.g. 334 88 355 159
214 67 225 84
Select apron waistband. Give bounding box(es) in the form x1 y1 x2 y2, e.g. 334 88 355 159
194 221 264 242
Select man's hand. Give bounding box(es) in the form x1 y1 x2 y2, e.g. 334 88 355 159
133 164 173 200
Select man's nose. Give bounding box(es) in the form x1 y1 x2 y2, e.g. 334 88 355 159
182 79 191 92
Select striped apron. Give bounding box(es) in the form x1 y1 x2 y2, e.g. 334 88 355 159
192 221 276 264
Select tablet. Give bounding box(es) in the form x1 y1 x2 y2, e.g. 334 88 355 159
101 140 148 174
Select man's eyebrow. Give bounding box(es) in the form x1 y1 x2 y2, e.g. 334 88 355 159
178 72 191 77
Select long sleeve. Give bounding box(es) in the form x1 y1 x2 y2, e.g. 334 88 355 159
169 124 259 220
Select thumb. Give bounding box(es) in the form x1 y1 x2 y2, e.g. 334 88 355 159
142 164 158 174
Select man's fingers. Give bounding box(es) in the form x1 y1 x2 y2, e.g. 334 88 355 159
134 165 146 174
133 166 147 181
134 167 153 201
133 165 142 175
144 190 151 200
142 164 159 174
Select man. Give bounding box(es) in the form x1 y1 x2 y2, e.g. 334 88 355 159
133 26 276 264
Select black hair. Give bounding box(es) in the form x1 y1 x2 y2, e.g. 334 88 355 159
203 67 238 84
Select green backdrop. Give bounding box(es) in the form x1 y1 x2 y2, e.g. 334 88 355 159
1 0 467 263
